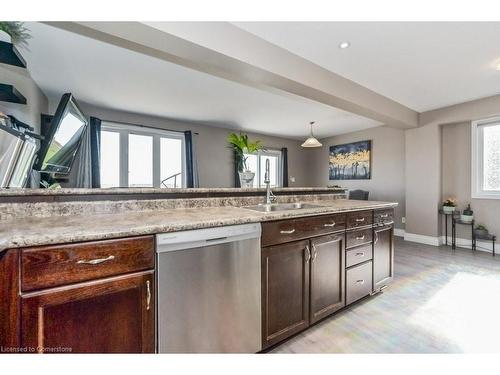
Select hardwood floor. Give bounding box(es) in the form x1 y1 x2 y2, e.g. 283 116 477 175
271 238 500 353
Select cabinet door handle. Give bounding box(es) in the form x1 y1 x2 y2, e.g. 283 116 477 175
76 255 115 265
280 229 296 234
355 217 365 222
324 221 336 227
375 231 379 244
146 280 151 311
305 245 311 263
355 252 365 257
355 235 365 240
356 279 365 284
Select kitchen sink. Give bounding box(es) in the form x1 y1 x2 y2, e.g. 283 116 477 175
243 202 323 213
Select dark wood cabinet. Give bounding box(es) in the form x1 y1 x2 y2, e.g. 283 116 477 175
373 224 394 291
346 261 373 305
21 271 155 353
261 239 310 349
310 234 345 323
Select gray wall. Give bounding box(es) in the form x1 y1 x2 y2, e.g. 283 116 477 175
73 101 313 188
0 65 48 132
308 126 406 230
441 121 500 240
406 94 500 239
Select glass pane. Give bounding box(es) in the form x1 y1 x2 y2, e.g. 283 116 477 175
129 134 153 187
160 137 183 188
100 131 120 188
260 155 279 188
243 153 259 187
483 125 500 191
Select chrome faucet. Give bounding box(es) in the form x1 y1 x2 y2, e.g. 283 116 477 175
264 158 276 205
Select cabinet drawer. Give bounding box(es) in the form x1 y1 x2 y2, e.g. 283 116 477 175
374 208 394 226
21 236 155 291
262 214 346 247
346 261 373 305
346 210 373 229
346 244 373 268
346 228 372 249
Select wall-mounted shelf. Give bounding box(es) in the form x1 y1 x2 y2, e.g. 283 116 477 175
0 41 27 68
0 83 27 104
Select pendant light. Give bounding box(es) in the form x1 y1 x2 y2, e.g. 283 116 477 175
301 121 322 148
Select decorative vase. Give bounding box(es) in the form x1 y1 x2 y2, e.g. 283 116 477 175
0 30 11 44
442 206 455 213
239 171 255 188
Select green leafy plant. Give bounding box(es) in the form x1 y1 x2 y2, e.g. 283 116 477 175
475 224 487 231
227 132 263 172
442 198 457 207
0 22 31 48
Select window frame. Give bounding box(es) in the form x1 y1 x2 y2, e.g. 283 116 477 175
244 148 283 188
471 116 500 199
100 121 186 188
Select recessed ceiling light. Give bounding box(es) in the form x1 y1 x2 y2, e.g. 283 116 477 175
339 41 350 49
496 61 500 71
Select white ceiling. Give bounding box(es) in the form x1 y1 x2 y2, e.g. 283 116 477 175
233 22 500 112
22 22 381 140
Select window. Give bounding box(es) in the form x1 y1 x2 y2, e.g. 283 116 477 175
243 149 282 188
472 118 500 199
100 122 185 188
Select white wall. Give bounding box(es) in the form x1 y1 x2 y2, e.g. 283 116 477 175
0 64 48 132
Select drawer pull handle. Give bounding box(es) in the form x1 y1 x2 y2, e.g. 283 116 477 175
305 245 311 263
380 214 389 218
280 229 296 234
324 222 336 227
76 255 115 265
355 218 365 222
146 280 151 311
356 279 365 284
355 235 365 240
355 252 365 257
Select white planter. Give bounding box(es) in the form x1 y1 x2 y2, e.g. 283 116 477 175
442 206 455 213
239 171 255 188
0 30 12 44
461 214 474 223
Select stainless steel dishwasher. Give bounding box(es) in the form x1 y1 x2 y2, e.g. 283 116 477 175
156 223 262 353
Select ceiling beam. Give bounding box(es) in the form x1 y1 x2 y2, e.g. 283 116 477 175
44 21 418 130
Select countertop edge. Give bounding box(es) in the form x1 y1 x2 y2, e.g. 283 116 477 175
1 202 398 252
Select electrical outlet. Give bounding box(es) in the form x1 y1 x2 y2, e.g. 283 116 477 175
290 176 296 183
402 217 406 224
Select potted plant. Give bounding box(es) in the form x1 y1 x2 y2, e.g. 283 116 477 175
442 198 457 213
227 132 263 188
0 22 31 48
474 224 488 238
461 203 474 223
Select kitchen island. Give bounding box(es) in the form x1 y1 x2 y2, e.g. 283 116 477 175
0 188 396 353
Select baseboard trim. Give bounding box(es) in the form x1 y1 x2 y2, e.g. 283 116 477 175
403 232 440 246
393 228 405 237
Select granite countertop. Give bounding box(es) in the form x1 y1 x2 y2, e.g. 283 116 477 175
0 199 397 252
0 187 346 196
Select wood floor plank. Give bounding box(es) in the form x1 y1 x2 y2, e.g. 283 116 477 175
271 238 500 353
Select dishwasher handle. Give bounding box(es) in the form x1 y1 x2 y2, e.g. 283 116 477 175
156 223 262 253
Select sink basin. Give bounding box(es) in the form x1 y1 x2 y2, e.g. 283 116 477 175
243 202 323 213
